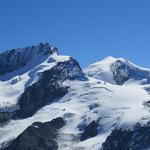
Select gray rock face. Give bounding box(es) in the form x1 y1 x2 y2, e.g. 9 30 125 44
110 59 150 85
16 57 85 118
110 60 130 85
4 117 65 150
0 43 58 76
0 112 12 123
80 120 100 141
102 124 150 150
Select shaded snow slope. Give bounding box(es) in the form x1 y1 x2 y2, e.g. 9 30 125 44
84 56 150 85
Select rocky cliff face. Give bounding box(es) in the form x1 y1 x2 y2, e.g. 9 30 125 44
102 123 150 150
110 60 130 85
80 120 100 141
3 117 65 150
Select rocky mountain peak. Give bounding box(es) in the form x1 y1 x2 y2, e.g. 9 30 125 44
37 42 59 55
0 42 59 76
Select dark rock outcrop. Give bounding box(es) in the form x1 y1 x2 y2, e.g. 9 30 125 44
4 117 65 150
110 60 131 85
80 120 99 141
16 57 85 118
0 112 12 123
102 124 150 150
110 59 150 85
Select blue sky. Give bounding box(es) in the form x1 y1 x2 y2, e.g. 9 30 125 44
0 0 150 67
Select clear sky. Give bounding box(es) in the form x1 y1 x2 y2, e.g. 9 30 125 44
0 0 150 67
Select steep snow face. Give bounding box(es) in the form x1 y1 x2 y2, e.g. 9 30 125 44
84 57 116 84
84 56 150 85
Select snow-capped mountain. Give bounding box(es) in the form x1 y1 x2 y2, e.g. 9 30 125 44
0 44 150 150
84 56 150 85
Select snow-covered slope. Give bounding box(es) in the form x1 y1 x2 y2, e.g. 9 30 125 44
84 56 150 85
0 45 150 150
